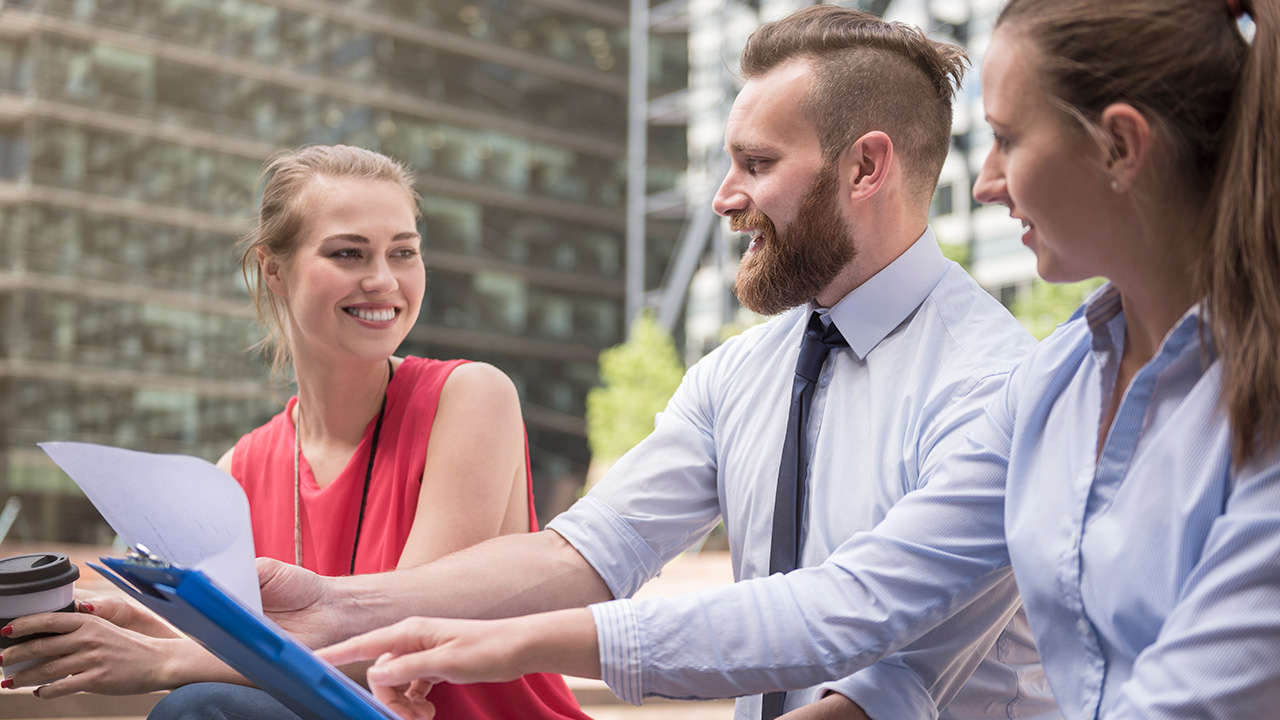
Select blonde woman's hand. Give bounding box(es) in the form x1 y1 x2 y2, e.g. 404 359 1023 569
0 611 183 698
74 590 178 639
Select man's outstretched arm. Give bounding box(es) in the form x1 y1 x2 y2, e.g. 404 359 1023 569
260 529 613 649
318 609 601 689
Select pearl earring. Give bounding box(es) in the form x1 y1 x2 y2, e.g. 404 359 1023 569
1110 179 1119 191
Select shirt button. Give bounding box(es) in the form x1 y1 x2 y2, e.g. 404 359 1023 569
1077 619 1091 635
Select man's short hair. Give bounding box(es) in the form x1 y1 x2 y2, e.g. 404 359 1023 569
740 5 967 206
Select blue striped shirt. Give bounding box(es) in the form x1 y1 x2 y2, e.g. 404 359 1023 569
592 284 1280 719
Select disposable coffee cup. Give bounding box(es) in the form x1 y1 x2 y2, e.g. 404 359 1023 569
0 553 80 679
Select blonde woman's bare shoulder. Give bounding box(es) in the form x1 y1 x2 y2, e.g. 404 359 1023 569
216 446 235 475
441 361 519 402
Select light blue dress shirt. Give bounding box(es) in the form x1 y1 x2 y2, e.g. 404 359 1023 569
552 231 1058 719
592 284 1280 719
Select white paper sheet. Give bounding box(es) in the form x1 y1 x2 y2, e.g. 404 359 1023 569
40 442 262 614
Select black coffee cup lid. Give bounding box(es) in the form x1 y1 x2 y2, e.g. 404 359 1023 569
0 553 80 595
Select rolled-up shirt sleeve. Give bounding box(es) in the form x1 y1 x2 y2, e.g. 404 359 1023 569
548 350 725 599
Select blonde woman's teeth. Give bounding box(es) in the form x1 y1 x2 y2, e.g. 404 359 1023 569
346 307 396 322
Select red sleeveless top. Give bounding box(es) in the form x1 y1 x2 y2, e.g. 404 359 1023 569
232 356 589 719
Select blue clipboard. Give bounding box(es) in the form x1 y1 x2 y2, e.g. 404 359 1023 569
91 551 399 720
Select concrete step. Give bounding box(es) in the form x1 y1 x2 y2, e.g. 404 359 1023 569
0 688 162 718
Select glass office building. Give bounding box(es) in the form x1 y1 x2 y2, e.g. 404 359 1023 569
0 0 683 542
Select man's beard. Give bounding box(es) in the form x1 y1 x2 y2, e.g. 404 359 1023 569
731 161 855 316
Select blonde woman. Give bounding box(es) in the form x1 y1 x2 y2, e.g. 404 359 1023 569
2 145 589 720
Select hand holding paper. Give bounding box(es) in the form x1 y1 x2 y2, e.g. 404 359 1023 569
257 556 341 648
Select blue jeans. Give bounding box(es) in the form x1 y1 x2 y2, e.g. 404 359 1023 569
148 683 305 720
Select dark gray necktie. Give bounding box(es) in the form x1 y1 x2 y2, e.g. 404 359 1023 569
762 311 848 720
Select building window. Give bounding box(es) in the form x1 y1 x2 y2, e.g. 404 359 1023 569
930 181 954 218
0 125 24 179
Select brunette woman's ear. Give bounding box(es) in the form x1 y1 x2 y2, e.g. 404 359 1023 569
1099 103 1151 192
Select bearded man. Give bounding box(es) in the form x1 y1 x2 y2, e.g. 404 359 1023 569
154 7 1059 720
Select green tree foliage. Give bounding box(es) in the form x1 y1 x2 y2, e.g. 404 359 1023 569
938 241 971 269
1011 277 1106 340
586 312 687 461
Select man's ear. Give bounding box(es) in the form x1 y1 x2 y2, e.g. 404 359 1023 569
1099 103 1150 193
260 247 288 298
841 131 893 202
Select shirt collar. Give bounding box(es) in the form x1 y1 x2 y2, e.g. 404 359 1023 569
820 228 949 360
1083 283 1124 334
1083 282 1209 361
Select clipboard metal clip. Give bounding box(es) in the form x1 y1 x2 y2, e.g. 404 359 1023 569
124 544 169 568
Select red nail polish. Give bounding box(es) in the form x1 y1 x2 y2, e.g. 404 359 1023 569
0 626 12 637
81 603 95 613
32 686 40 698
1 678 14 689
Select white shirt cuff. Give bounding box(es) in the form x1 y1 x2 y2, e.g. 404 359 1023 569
591 599 646 705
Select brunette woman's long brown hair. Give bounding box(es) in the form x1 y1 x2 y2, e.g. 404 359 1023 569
998 0 1278 463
